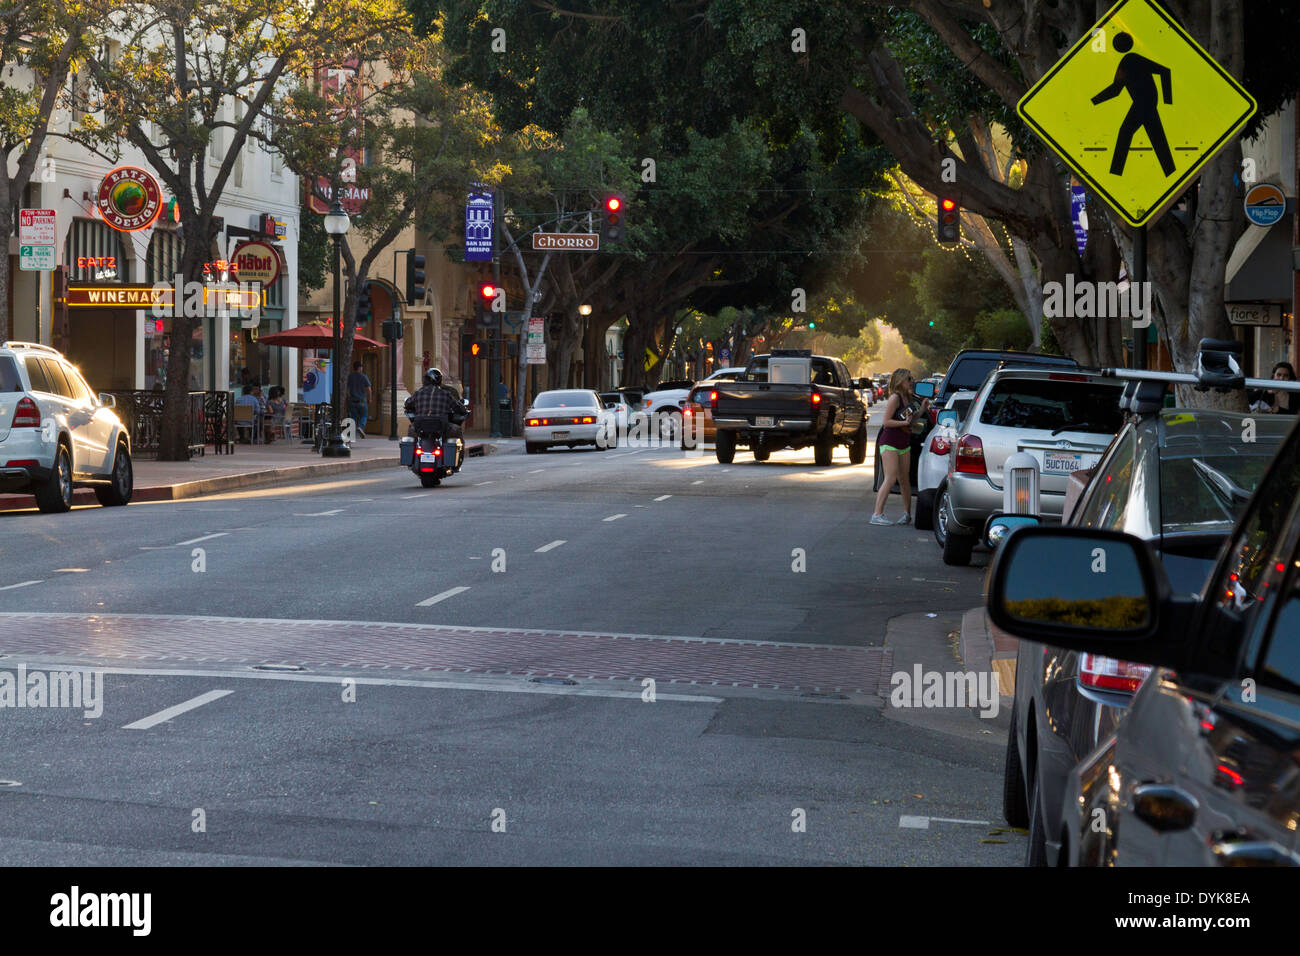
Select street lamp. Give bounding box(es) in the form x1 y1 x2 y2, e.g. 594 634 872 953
578 304 592 316
322 199 351 458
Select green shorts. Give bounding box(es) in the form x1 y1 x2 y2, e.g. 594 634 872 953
879 444 910 455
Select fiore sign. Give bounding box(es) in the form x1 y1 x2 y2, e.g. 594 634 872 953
231 241 283 285
97 166 162 232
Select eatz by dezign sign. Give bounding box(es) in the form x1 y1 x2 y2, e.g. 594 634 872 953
231 240 282 285
97 166 162 232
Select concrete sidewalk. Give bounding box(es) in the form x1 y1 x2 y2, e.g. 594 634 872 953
0 436 501 509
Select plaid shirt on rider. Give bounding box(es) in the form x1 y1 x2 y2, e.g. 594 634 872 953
404 385 457 419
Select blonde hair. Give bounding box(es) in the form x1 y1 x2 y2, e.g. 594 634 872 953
888 368 913 398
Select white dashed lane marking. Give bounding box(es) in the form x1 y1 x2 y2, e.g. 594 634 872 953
175 533 229 546
653 495 672 502
294 509 343 517
535 540 566 553
122 689 234 731
602 514 627 522
0 580 42 591
416 586 471 607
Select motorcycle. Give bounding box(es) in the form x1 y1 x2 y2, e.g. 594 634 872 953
400 406 468 488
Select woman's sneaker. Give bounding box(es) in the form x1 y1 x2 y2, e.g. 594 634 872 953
870 514 893 526
895 513 912 525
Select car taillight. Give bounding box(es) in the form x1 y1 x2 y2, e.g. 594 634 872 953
955 435 985 474
929 407 938 425
1079 654 1151 693
12 397 40 428
709 391 718 410
811 390 822 407
579 416 595 424
527 418 540 426
683 408 693 417
930 435 950 455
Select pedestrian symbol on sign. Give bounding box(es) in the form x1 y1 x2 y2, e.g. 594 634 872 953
1091 33 1175 178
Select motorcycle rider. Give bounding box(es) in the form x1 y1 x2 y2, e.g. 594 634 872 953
404 368 468 466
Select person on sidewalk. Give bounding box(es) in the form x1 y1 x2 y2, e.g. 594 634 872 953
870 368 929 526
346 361 372 438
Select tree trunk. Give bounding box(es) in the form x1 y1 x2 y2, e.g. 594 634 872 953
0 201 12 343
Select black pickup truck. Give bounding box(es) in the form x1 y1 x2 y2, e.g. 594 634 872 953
710 350 869 465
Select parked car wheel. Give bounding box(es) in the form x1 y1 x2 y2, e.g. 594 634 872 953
942 527 974 566
848 424 867 465
933 485 951 547
34 444 74 514
752 443 771 462
915 487 935 531
1026 773 1048 867
715 430 736 464
1003 702 1029 828
94 442 133 507
525 442 544 454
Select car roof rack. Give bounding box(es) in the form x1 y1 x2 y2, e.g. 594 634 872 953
1 341 60 355
1119 379 1169 416
769 348 812 357
1102 338 1300 395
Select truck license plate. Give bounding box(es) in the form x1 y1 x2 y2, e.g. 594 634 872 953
551 430 570 439
755 416 775 427
1043 452 1082 474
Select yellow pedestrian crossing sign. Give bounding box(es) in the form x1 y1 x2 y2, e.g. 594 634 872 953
1017 0 1255 228
644 346 659 372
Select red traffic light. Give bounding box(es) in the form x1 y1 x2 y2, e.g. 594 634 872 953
480 283 496 300
605 196 621 212
941 198 956 211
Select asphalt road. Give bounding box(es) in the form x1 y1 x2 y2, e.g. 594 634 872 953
0 408 1023 865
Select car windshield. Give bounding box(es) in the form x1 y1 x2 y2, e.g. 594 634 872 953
979 378 1124 434
0 356 20 392
533 391 597 409
1160 453 1277 534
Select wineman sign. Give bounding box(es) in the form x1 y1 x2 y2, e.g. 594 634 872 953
231 241 283 285
97 166 163 232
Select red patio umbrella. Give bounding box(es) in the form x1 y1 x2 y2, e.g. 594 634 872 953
257 320 387 351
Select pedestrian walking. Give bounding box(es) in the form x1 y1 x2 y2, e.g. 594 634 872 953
346 361 372 437
871 368 929 526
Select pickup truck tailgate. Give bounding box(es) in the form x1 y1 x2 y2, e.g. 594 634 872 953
714 384 812 423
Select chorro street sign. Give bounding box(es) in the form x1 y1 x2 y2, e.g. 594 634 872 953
1017 0 1256 227
532 232 599 251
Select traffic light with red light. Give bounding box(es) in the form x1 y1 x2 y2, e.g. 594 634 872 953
600 194 626 245
937 197 960 243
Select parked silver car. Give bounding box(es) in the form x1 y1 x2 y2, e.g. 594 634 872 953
935 367 1124 565
0 341 133 512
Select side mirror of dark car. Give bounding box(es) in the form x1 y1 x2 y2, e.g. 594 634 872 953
914 381 936 399
987 526 1197 670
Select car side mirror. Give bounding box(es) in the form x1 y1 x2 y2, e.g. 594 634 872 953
605 402 618 409
984 513 1040 549
914 381 936 399
98 393 117 409
936 409 959 429
988 526 1195 669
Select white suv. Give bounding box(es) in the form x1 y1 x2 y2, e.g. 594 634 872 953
0 342 133 513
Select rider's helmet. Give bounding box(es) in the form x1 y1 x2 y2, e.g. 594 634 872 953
424 367 443 387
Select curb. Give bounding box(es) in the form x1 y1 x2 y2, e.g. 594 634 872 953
0 442 498 508
959 605 995 679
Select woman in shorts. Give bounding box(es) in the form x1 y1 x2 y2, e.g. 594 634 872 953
871 368 929 526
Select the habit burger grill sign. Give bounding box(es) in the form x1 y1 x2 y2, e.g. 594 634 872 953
231 240 283 285
97 166 162 232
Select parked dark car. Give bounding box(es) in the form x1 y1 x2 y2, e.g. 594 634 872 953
1004 380 1292 865
990 345 1300 868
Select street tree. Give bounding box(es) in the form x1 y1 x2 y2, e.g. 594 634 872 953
0 0 108 341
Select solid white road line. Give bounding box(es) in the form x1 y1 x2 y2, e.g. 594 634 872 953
602 514 627 522
400 493 430 499
53 569 90 573
898 815 990 829
122 689 234 731
0 580 42 591
475 481 495 486
527 469 544 474
691 480 704 485
47 663 721 704
294 509 344 516
416 586 471 607
653 495 672 502
175 533 229 546
535 540 566 553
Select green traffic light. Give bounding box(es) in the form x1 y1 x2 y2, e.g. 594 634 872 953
928 320 935 327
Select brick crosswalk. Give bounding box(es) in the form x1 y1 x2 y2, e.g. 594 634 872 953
0 613 891 695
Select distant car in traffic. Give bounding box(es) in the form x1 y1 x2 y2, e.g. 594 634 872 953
915 390 976 532
631 368 745 441
524 389 615 453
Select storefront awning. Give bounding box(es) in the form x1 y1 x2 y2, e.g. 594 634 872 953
1226 200 1296 302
